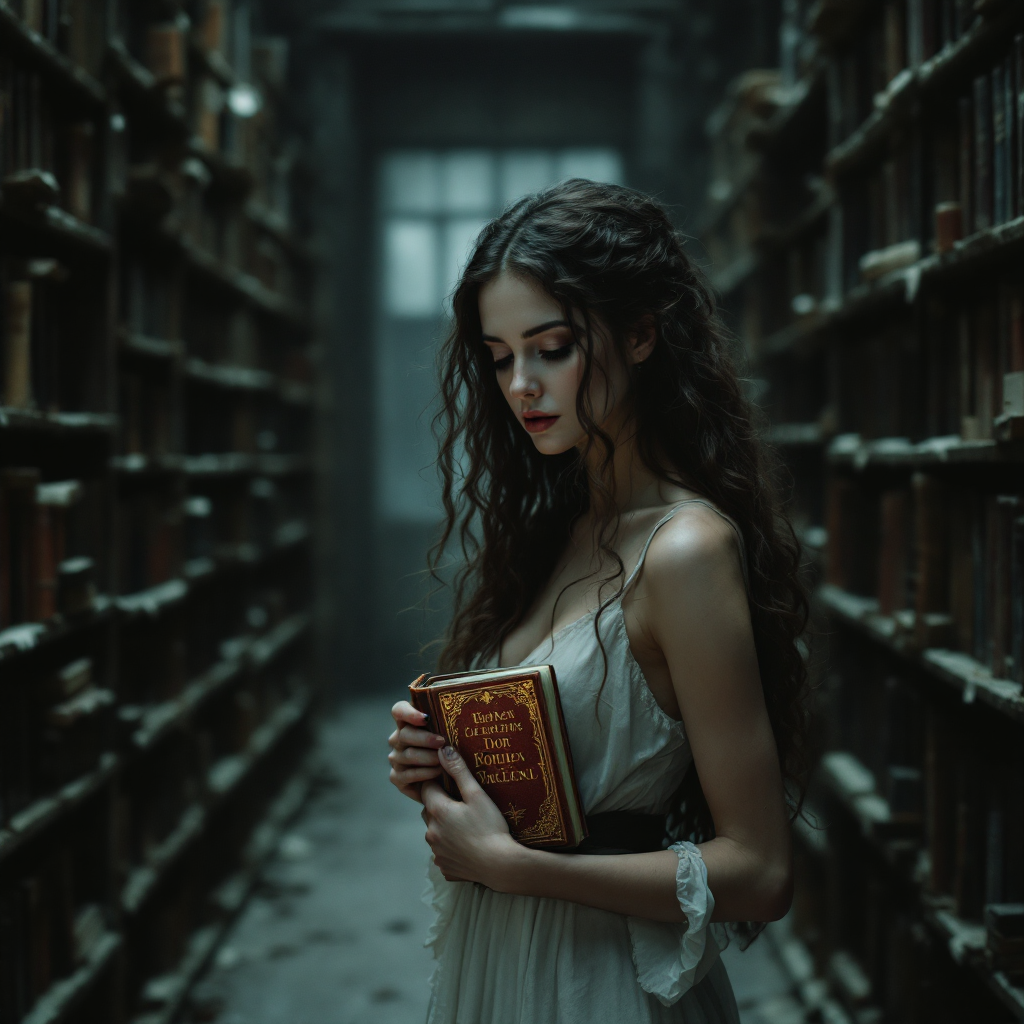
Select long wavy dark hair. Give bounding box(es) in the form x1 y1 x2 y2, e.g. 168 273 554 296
429 179 809 930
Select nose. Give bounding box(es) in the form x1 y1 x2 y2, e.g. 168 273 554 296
508 357 539 400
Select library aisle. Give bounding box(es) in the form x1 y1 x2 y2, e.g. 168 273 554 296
179 698 799 1024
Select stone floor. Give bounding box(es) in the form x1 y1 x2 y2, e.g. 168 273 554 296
184 697 801 1024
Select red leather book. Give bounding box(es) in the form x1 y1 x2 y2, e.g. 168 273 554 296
410 665 587 849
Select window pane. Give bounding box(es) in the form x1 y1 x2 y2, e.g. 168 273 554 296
383 152 439 214
442 218 489 305
441 151 494 213
384 219 438 317
556 148 623 185
499 150 554 206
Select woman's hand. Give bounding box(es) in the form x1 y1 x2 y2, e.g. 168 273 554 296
421 746 524 889
388 700 447 802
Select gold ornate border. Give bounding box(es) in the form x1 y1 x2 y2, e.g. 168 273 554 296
438 679 565 844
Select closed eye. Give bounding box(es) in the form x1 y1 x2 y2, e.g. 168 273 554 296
490 343 574 372
541 344 574 362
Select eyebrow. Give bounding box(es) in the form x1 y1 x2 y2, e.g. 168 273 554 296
481 320 570 343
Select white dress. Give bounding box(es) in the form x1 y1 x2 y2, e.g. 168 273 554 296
425 500 746 1024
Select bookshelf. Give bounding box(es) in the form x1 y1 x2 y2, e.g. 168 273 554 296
700 0 1024 1020
1 2 318 1022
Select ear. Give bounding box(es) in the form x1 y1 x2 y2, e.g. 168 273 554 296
627 318 657 366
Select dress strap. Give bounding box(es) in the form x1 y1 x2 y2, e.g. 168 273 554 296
621 499 750 596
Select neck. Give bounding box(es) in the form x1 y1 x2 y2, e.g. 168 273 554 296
580 413 665 517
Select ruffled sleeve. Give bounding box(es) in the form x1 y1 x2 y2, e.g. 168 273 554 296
626 841 729 1006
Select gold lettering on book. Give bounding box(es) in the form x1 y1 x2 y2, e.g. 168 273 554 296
464 721 523 738
438 678 564 844
473 749 526 768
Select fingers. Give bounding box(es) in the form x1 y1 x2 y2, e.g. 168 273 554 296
392 700 430 728
388 743 440 769
391 724 446 752
438 746 484 801
390 765 442 791
421 779 453 817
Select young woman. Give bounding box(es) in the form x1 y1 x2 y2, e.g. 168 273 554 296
388 179 808 1024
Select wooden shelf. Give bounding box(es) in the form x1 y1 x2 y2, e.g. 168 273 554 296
131 654 249 753
184 357 278 394
768 422 826 447
0 406 117 435
0 2 105 106
182 452 311 477
22 931 122 1024
0 598 113 666
121 806 206 915
129 761 314 1024
826 4 1022 175
116 579 189 618
123 686 311 924
110 453 185 476
178 235 308 327
107 38 190 132
247 202 317 264
816 584 1024 725
697 161 763 237
764 921 855 1023
119 332 185 363
0 753 119 868
709 249 758 296
747 62 826 151
826 432 1024 469
803 748 1024 1017
0 200 113 252
816 216 1024 332
247 612 311 671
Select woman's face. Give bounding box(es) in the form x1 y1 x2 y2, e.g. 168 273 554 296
478 271 640 456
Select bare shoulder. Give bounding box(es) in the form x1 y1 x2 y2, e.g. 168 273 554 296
640 501 745 597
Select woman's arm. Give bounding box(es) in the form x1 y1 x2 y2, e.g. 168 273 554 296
422 511 793 924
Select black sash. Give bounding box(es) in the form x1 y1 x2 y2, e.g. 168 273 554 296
572 811 667 855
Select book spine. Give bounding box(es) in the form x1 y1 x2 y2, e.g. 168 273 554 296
992 63 1006 227
974 74 993 232
958 94 973 235
1004 54 1016 224
3 278 33 408
1016 34 1024 219
1012 512 1024 685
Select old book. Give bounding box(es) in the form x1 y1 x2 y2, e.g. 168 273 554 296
993 64 1007 227
1 468 41 627
877 487 910 616
974 73 993 232
2 277 33 408
1016 34 1023 219
409 665 586 849
958 93 974 234
146 24 186 83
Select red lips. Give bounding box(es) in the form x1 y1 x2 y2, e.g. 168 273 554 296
522 412 559 434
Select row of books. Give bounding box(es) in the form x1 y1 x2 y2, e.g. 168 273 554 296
0 843 108 1024
830 2 1020 145
840 37 1023 292
7 0 106 75
2 585 303 829
0 471 96 629
0 56 97 222
802 648 1024 994
830 267 1023 442
828 645 1024 918
0 655 115 829
826 473 1024 683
